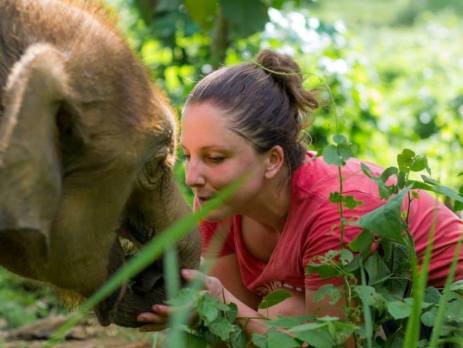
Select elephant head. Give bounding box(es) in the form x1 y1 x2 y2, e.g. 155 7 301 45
0 0 200 327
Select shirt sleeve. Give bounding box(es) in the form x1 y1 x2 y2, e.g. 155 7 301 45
199 220 235 258
407 190 463 286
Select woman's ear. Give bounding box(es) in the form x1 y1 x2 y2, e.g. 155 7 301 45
264 145 285 179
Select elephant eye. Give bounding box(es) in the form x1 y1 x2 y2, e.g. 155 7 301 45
139 158 165 189
55 102 85 174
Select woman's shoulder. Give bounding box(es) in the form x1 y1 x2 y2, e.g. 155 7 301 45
291 152 387 205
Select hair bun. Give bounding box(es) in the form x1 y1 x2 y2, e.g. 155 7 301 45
256 49 318 113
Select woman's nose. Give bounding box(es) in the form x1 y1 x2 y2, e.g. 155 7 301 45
185 160 206 187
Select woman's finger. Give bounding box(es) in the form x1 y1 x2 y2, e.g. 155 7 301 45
137 312 167 323
182 269 224 299
139 323 167 332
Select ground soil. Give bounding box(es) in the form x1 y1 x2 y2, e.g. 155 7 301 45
0 315 157 348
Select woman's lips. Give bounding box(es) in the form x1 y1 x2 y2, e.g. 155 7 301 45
197 195 212 204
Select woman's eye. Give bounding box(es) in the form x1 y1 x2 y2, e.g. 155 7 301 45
207 156 225 163
183 154 191 161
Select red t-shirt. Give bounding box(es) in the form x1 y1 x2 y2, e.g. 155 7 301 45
200 153 463 296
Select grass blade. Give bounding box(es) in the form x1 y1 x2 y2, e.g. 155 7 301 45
403 200 438 347
428 236 463 348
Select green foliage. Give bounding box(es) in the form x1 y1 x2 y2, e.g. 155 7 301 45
258 289 292 309
0 269 67 328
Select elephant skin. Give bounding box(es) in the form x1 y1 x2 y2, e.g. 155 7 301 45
0 0 200 327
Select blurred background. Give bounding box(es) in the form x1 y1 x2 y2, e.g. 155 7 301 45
1 0 463 343
106 0 463 203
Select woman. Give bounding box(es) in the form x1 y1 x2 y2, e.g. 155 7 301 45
137 49 463 337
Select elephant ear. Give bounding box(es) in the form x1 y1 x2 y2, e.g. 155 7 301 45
0 43 75 244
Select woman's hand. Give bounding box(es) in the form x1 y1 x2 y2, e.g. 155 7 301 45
136 269 227 332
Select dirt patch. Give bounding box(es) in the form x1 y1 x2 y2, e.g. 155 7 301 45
0 315 156 348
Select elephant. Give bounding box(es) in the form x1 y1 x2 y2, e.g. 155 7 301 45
0 0 200 327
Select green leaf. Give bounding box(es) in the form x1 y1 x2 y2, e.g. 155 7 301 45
323 145 343 165
361 163 374 178
290 324 333 348
340 249 354 265
421 175 463 204
344 254 362 272
220 0 269 39
387 300 412 320
450 280 463 291
424 287 441 304
196 294 222 322
380 166 399 182
329 192 342 203
348 230 373 254
268 315 315 329
226 303 238 322
337 143 353 162
270 0 285 9
209 316 235 341
333 134 347 144
185 332 208 348
410 155 429 173
251 334 267 348
306 263 340 278
230 329 247 348
356 189 408 242
364 253 391 285
258 289 292 309
421 307 437 327
397 149 415 172
343 195 363 209
354 285 378 307
185 0 218 31
313 284 341 305
267 331 300 348
454 185 463 211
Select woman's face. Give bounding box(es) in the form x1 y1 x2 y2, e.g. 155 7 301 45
181 102 268 221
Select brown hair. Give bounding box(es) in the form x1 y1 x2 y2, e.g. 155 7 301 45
185 49 318 173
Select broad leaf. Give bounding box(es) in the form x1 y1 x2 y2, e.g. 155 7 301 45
387 300 412 320
364 253 391 285
267 331 300 348
354 285 379 307
209 316 235 341
323 144 343 165
185 0 218 31
306 263 340 278
268 315 315 329
290 324 333 348
333 134 347 144
258 289 292 309
251 334 267 348
313 284 341 305
421 175 463 204
220 0 269 39
356 189 408 242
348 230 373 254
397 149 415 172
230 329 247 348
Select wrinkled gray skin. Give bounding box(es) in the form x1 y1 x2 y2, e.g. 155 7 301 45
0 0 200 327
